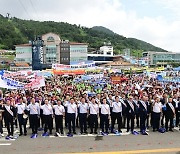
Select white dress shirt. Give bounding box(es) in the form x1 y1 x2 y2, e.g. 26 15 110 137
78 103 89 113
89 103 99 114
41 104 53 115
173 99 179 108
27 103 40 115
53 105 65 115
153 102 162 113
65 103 77 114
16 103 26 114
111 102 122 113
99 104 110 115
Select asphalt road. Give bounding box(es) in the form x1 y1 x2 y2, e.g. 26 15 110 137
0 128 180 154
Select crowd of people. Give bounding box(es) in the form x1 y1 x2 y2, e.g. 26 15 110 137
0 73 179 139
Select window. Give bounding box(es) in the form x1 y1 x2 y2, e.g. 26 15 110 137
47 36 55 42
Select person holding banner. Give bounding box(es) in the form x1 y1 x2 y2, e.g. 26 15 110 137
3 99 16 139
15 97 28 136
26 98 40 138
165 97 175 132
53 100 65 136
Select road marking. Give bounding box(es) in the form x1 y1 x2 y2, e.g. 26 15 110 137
64 148 180 154
0 143 11 146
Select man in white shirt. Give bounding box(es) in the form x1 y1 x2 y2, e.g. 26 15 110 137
99 98 110 134
173 94 179 127
64 98 77 135
27 97 40 138
53 100 65 136
78 98 88 134
152 97 162 132
89 97 99 134
41 99 53 136
110 96 122 133
15 97 27 136
63 95 70 128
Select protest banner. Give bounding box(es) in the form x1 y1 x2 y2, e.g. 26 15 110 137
52 62 95 70
0 75 24 89
25 76 45 89
111 76 128 84
53 69 85 75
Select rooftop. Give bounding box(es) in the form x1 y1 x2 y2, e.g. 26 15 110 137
15 44 32 47
69 42 88 45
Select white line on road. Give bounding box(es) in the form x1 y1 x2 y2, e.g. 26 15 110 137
0 143 11 146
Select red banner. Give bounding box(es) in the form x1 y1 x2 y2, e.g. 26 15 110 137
53 69 85 75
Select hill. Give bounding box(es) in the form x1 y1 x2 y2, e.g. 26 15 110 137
92 26 115 35
0 15 168 56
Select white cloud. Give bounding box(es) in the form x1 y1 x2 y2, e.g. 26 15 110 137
0 0 180 52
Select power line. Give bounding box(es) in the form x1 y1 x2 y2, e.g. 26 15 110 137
29 0 39 19
18 0 31 19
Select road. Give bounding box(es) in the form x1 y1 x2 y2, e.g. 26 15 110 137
0 128 180 154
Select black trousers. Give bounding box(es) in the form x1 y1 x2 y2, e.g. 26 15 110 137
30 114 38 134
122 114 127 128
5 117 14 136
55 115 63 133
161 110 166 126
127 114 135 132
100 114 109 132
89 114 98 132
136 113 140 127
18 114 27 134
40 110 44 128
43 115 52 133
175 108 179 126
79 113 87 133
0 120 3 134
165 115 173 130
65 107 68 127
152 112 161 130
140 113 147 132
67 113 76 133
111 112 122 132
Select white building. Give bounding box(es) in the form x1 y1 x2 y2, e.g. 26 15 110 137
15 44 32 64
87 44 114 64
100 45 113 56
69 42 88 64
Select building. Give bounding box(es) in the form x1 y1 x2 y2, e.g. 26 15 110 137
60 40 88 65
123 48 131 57
143 51 180 66
15 32 88 67
15 44 32 64
103 55 137 69
42 32 61 64
87 44 114 64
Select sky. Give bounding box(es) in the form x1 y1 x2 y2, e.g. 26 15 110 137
0 0 180 52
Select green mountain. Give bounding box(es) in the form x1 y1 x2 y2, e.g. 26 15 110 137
0 15 168 56
92 26 115 35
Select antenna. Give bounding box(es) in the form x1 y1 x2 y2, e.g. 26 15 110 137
6 13 10 19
